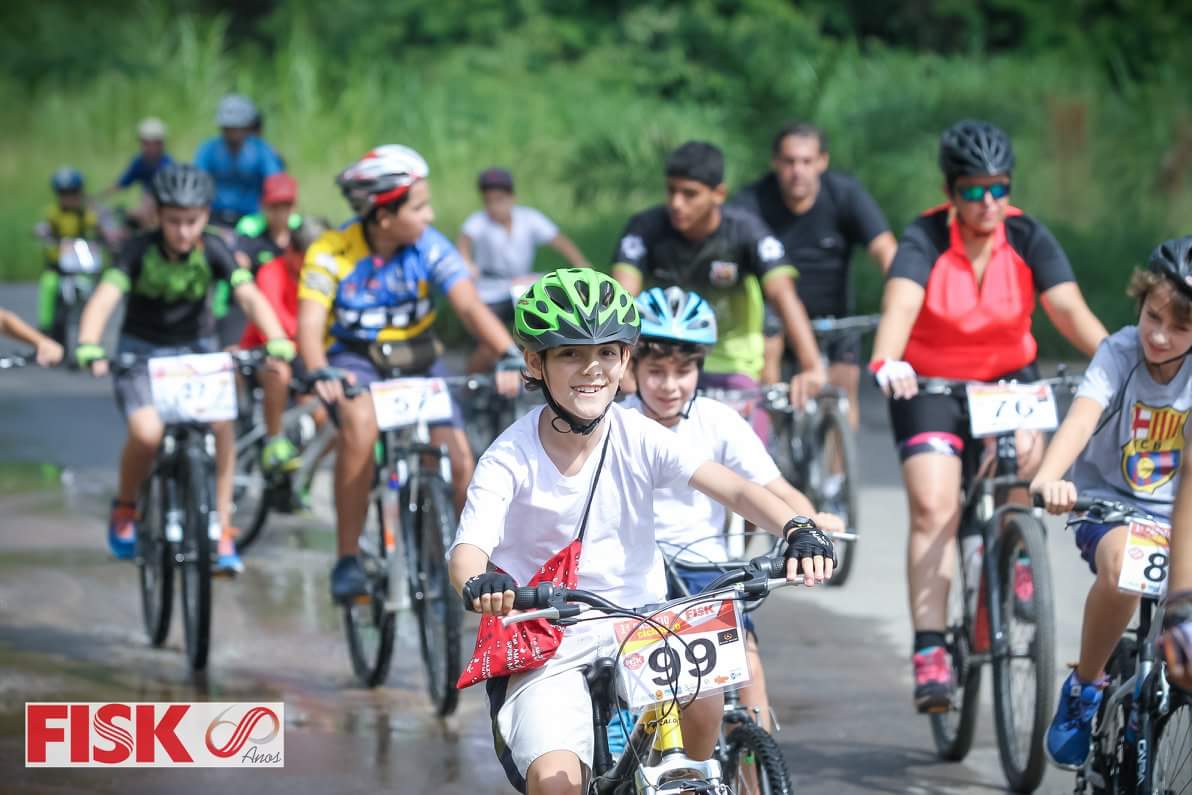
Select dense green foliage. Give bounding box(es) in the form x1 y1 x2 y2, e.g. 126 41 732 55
5 0 1192 353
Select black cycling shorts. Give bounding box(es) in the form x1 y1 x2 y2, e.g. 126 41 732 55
888 362 1040 463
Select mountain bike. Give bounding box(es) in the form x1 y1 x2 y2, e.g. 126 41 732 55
323 371 463 716
501 553 800 794
921 374 1073 792
660 541 794 794
1068 497 1191 794
230 349 336 552
117 350 238 672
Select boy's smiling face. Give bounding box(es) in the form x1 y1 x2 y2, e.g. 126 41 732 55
634 351 699 425
527 343 629 421
1139 279 1192 366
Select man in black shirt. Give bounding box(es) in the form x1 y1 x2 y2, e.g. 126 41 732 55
612 141 826 433
733 122 897 427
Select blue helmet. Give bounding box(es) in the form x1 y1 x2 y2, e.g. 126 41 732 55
635 286 717 346
51 167 84 192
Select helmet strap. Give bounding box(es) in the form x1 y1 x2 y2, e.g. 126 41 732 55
540 367 610 436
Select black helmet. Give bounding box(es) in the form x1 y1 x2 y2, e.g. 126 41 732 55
1148 236 1192 296
939 120 1015 184
152 163 214 208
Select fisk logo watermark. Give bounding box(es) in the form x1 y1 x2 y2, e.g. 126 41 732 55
26 702 284 767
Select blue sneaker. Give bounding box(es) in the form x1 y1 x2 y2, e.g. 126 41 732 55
107 500 137 560
213 536 244 576
1046 670 1103 769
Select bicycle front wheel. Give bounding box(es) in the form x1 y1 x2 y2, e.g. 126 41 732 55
402 475 462 717
930 544 982 761
1153 686 1192 793
179 446 213 671
722 721 793 795
136 472 173 647
991 514 1055 792
231 435 271 553
814 405 858 586
344 495 396 688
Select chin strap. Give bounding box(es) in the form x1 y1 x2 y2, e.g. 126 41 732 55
541 370 612 435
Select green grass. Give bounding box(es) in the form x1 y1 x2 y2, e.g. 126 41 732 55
3 12 1190 356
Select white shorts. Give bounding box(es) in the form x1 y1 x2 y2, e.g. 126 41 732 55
487 623 622 792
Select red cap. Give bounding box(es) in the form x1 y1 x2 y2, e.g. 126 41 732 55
262 173 297 205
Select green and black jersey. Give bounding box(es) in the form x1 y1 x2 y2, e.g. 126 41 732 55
101 230 242 345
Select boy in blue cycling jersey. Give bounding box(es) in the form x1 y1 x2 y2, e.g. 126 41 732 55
623 285 841 742
1031 236 1192 769
448 269 836 795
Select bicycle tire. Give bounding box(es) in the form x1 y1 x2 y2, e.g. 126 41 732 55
179 444 213 671
402 475 462 716
344 495 396 687
1152 685 1192 793
231 436 271 553
991 514 1055 792
722 721 793 795
136 472 173 647
930 547 983 761
1089 639 1135 795
814 404 859 587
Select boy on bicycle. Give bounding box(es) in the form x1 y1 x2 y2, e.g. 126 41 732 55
75 163 294 574
1031 236 1192 768
35 167 100 339
448 268 836 795
298 145 522 605
625 284 840 739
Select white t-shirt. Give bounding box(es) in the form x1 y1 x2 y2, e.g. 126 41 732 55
450 403 706 608
622 395 781 563
1071 326 1192 519
461 206 559 304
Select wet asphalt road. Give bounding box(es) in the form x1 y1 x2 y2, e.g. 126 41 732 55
0 287 1097 794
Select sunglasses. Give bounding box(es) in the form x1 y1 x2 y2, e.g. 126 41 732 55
956 182 1011 202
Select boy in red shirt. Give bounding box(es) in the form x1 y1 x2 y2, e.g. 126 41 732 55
241 218 326 473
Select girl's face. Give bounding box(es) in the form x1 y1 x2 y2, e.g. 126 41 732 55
528 344 629 422
634 354 699 425
1138 280 1192 366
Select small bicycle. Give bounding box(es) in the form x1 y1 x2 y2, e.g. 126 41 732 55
502 552 800 794
1069 497 1192 794
321 370 465 716
117 349 240 672
659 541 794 794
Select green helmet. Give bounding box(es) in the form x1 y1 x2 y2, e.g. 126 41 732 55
515 269 640 352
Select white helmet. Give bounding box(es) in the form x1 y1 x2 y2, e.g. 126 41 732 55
336 145 429 214
216 94 257 128
137 117 167 141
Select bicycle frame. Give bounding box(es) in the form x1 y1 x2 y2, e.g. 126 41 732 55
154 423 219 546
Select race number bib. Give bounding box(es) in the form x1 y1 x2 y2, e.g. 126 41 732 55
370 378 454 430
614 598 750 709
1117 519 1171 597
967 383 1059 438
148 353 237 423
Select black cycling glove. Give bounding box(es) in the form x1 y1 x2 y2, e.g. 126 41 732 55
783 516 837 567
462 572 518 607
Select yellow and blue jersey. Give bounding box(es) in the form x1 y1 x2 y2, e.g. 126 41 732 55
298 221 470 349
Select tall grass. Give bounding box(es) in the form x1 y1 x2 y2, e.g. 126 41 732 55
3 11 1190 354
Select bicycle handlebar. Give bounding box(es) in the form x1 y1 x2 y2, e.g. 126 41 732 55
0 354 30 370
916 372 1082 396
810 314 881 337
499 554 795 627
